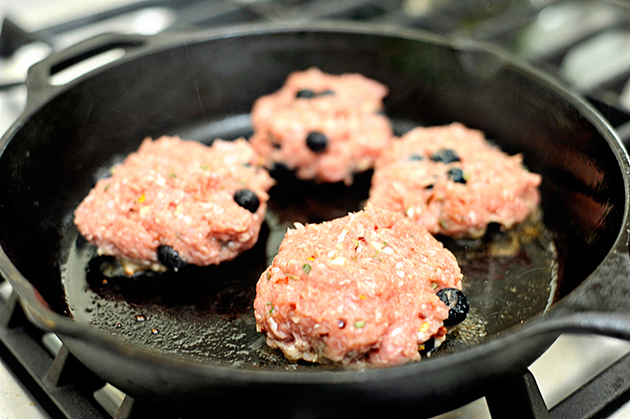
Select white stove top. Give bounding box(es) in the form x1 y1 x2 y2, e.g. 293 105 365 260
2 1 630 418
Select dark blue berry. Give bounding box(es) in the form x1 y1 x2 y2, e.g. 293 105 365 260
157 245 187 271
431 149 460 163
296 89 316 98
296 89 335 99
234 189 260 213
272 162 292 173
436 288 469 326
306 132 328 153
447 168 467 184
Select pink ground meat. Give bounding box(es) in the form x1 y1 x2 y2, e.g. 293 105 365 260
74 136 274 273
368 123 542 238
250 67 393 185
254 204 462 367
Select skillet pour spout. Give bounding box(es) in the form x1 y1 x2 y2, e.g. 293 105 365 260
1 22 630 417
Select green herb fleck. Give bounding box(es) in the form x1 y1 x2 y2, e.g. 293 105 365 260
371 251 383 262
200 164 210 170
167 172 177 178
381 241 388 248
431 282 438 290
266 271 272 281
354 321 365 328
352 239 360 249
266 302 275 314
302 264 312 275
104 184 110 191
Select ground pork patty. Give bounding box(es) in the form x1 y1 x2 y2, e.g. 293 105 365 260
254 204 463 367
74 136 275 273
249 67 393 185
368 122 542 238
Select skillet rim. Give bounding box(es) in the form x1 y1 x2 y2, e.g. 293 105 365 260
0 21 628 384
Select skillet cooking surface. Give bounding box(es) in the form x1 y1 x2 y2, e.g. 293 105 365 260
61 116 556 371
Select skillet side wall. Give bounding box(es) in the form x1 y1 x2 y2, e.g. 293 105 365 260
0 28 625 415
60 332 554 418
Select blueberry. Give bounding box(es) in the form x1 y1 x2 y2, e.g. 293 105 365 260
436 288 470 326
297 89 335 99
157 245 187 271
431 149 460 163
296 89 316 98
306 132 328 153
272 162 293 173
234 189 260 213
409 153 424 161
447 168 467 184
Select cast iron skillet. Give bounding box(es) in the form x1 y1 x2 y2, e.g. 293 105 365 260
2 22 630 417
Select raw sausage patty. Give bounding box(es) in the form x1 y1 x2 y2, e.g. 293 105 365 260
250 67 393 185
368 123 541 238
74 136 274 274
254 204 463 367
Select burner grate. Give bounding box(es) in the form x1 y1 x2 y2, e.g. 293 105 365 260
0 286 110 419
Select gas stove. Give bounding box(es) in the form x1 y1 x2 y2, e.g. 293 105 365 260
2 1 630 418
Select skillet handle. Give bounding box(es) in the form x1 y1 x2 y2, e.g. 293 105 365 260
25 33 148 108
538 244 630 340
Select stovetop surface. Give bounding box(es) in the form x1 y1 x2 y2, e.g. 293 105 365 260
3 1 630 418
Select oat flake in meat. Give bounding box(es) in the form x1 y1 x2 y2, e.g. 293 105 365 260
74 136 274 274
254 204 463 367
249 67 393 184
368 122 542 238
